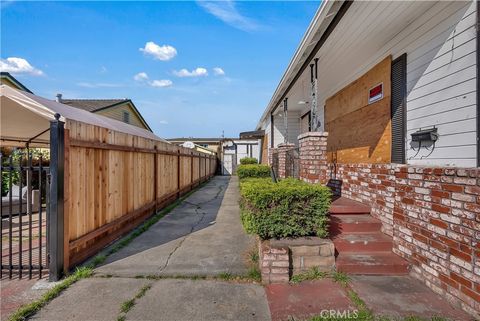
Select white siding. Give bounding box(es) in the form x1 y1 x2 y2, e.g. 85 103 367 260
272 110 301 147
405 1 477 166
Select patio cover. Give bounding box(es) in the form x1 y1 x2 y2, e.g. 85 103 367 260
0 85 167 146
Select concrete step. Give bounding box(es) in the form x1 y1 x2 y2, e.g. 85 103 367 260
329 214 382 234
336 252 409 275
329 197 371 215
332 232 392 252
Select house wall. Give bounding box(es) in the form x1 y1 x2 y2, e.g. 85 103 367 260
272 111 301 147
330 163 480 316
325 57 392 164
95 102 148 130
404 1 477 167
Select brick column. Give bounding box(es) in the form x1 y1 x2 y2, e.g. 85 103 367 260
298 132 328 184
277 143 296 179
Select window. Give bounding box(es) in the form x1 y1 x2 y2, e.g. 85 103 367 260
123 111 130 124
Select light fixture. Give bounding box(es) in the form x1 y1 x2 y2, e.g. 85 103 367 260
298 100 309 105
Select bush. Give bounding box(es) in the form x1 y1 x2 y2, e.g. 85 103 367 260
236 164 271 179
240 157 258 165
240 178 331 239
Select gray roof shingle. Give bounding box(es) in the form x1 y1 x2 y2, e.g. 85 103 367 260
61 99 128 112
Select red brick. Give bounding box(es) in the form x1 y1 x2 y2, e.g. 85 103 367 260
461 285 480 302
441 184 464 193
430 218 448 229
439 273 459 289
450 272 472 288
450 248 472 262
432 190 450 198
432 204 450 214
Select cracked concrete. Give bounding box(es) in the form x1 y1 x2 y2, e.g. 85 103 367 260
29 176 271 321
96 176 255 277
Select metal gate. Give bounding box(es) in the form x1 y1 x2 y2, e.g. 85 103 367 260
271 151 279 179
285 148 299 179
1 151 50 279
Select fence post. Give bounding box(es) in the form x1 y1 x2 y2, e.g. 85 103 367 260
49 113 65 281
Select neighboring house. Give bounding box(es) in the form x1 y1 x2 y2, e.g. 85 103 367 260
255 0 479 316
257 0 478 168
57 94 152 131
221 139 260 175
167 138 226 154
0 72 33 94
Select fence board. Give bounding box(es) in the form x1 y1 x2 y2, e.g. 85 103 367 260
64 120 217 269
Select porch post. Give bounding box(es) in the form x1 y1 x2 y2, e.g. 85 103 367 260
49 113 65 281
298 132 328 184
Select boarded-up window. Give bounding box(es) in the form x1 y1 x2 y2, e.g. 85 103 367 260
391 54 407 164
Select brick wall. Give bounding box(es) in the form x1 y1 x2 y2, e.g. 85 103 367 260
331 163 396 236
298 132 328 184
330 163 480 315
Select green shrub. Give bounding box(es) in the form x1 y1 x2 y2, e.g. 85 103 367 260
240 178 331 239
240 157 258 165
236 164 271 179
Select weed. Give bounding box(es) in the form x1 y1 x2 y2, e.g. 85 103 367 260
246 267 261 282
7 267 93 321
218 272 234 281
117 315 126 321
135 284 152 299
120 299 135 314
290 266 328 283
332 271 350 286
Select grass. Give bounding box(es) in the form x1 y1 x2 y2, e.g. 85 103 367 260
117 284 153 319
218 272 234 281
8 182 209 321
290 267 328 283
332 271 350 286
7 267 93 321
120 299 135 313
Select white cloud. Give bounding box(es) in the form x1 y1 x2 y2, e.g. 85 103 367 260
0 57 44 76
197 0 259 32
158 120 169 125
150 79 173 88
173 67 208 78
134 72 149 82
140 41 177 61
213 67 225 76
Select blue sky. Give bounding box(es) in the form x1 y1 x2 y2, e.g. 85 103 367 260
1 1 319 138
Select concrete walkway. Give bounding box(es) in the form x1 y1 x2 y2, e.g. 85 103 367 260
96 176 255 277
30 176 272 321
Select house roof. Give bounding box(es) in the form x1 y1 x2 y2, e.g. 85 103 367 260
0 72 33 94
61 99 127 112
167 138 227 143
239 130 265 139
61 98 153 132
0 85 166 145
255 0 348 129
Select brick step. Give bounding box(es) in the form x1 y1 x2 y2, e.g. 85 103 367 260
329 197 371 215
332 232 392 252
336 251 409 275
329 215 382 234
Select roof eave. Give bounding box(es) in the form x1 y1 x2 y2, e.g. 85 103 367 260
255 0 343 130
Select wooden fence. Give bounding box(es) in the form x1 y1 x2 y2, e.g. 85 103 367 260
63 120 216 269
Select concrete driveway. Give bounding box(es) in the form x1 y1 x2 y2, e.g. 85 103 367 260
96 176 255 277
30 176 271 321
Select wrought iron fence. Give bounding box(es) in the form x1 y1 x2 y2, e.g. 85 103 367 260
1 151 50 279
285 148 300 179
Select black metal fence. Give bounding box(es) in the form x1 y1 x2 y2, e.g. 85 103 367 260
285 147 300 179
1 151 50 279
